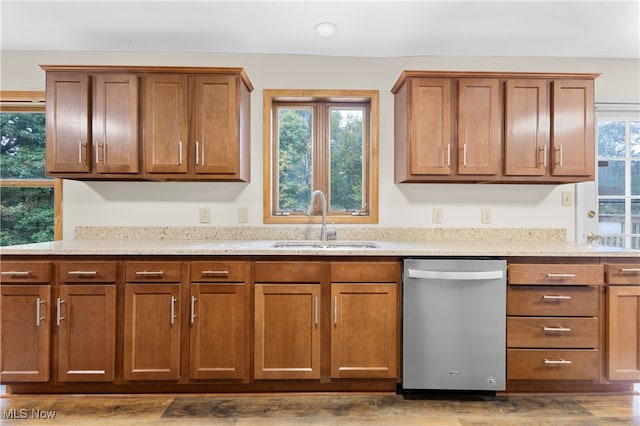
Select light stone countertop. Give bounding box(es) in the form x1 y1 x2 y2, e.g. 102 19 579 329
1 238 638 257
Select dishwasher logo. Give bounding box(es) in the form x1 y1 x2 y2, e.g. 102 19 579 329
487 376 497 385
448 371 462 376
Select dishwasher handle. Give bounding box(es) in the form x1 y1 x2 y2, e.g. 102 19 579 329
407 269 504 281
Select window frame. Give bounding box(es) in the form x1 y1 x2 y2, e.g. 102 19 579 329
263 89 379 224
0 91 62 241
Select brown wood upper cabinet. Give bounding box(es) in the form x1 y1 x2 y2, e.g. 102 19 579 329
41 65 252 181
392 70 599 184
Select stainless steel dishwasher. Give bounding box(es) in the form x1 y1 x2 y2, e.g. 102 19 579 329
402 258 506 392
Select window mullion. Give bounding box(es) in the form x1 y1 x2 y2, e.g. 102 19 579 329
313 102 329 213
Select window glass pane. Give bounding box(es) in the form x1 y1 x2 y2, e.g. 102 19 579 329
597 120 626 158
598 199 625 235
632 160 640 195
632 199 640 249
277 107 312 212
329 107 363 212
1 187 54 246
631 121 640 158
0 112 48 179
598 160 625 195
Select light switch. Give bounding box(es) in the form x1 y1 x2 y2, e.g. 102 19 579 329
432 208 443 224
238 207 249 223
199 207 211 223
562 191 573 207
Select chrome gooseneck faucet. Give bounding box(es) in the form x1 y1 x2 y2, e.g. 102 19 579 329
306 190 336 242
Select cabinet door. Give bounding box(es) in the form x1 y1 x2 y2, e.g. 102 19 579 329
189 283 247 380
254 284 321 379
193 75 238 176
409 78 452 175
330 284 398 379
607 286 640 381
123 284 181 380
551 79 595 177
144 74 189 174
56 285 116 382
45 72 91 173
93 73 140 174
0 285 51 382
504 79 549 176
457 78 501 175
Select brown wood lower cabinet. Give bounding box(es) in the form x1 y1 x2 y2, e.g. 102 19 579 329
606 285 640 381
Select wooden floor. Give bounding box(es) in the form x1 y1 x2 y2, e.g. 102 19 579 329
1 391 638 425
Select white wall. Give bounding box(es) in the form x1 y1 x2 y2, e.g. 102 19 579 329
2 51 639 240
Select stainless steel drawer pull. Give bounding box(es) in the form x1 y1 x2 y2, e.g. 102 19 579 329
334 296 338 325
543 326 572 332
170 296 177 325
543 295 571 300
56 298 65 326
546 273 576 278
314 296 318 326
135 271 164 276
620 268 640 273
201 270 230 276
544 358 572 365
190 296 197 324
36 297 45 326
1 271 31 277
68 271 98 276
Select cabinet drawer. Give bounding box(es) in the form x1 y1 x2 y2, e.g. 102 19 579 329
125 262 182 283
507 349 599 380
507 285 598 316
254 261 325 283
190 261 246 282
0 261 52 283
509 264 604 285
331 261 399 283
58 262 119 283
507 317 598 348
606 264 640 285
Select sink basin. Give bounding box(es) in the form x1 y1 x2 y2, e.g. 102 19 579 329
272 241 379 249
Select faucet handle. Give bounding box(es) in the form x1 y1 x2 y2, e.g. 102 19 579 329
327 223 338 240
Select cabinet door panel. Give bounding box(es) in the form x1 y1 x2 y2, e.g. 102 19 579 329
94 73 140 174
144 74 188 173
551 79 595 177
190 284 247 380
409 78 452 175
457 79 500 175
0 285 51 382
331 284 398 379
607 286 640 381
254 284 321 379
123 284 181 380
57 285 116 382
46 72 91 173
194 75 238 176
504 79 549 176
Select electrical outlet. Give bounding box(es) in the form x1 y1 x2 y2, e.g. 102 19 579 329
238 207 249 223
562 191 573 207
481 208 492 224
199 207 211 223
432 207 443 224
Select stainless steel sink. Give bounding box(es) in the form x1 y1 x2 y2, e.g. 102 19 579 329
271 241 379 249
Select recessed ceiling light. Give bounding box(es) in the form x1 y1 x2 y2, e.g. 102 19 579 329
314 22 338 38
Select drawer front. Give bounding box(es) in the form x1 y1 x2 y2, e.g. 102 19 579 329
507 349 599 380
0 261 52 283
58 262 119 283
190 261 246 282
507 285 598 316
509 264 604 285
331 261 399 283
125 262 182 283
254 261 326 283
606 264 640 285
507 317 599 348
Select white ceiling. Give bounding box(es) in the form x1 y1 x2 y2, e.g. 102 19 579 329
1 0 639 59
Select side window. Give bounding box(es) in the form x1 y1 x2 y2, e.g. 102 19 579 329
0 91 61 246
596 109 640 249
263 90 379 224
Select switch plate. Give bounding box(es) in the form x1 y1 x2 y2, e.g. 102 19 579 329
562 191 573 207
238 207 249 224
481 208 492 224
432 207 443 224
199 207 211 223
